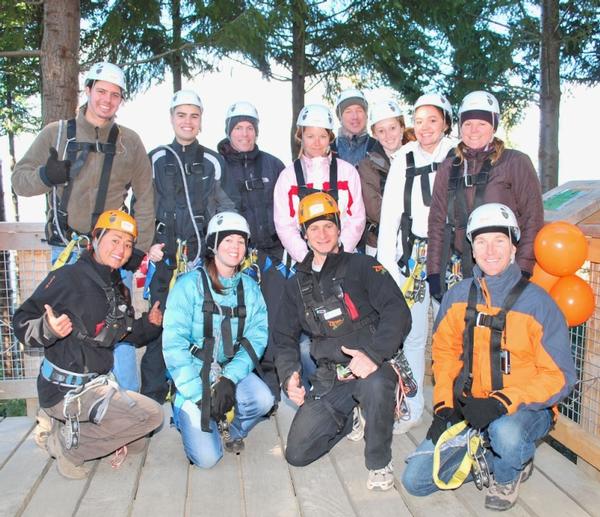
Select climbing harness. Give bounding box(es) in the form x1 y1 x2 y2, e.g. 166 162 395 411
401 239 428 308
433 420 490 490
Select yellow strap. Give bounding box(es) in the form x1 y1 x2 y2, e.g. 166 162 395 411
50 238 79 271
432 420 482 490
169 240 186 290
401 261 425 309
240 248 258 272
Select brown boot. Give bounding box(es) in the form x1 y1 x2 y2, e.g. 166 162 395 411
46 427 91 480
34 408 53 450
485 476 521 511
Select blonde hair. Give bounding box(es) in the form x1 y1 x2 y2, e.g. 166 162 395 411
455 136 505 165
295 127 336 159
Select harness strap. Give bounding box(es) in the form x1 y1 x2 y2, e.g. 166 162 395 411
40 358 98 387
454 275 529 399
293 158 339 201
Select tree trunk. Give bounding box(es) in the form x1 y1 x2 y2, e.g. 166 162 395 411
171 0 182 92
538 0 561 192
290 0 307 158
41 0 80 125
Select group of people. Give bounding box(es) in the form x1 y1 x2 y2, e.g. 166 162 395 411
11 61 576 512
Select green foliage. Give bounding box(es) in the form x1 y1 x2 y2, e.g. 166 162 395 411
0 399 26 418
0 1 42 135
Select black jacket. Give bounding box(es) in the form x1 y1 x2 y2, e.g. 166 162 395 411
13 251 160 407
149 139 234 256
273 250 411 385
217 139 285 253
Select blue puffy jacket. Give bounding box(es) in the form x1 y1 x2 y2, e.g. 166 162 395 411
162 267 268 403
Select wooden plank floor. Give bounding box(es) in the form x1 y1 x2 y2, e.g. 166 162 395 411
0 395 599 517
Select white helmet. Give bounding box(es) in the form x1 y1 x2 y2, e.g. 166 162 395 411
226 101 259 121
466 203 520 243
171 89 203 110
458 91 500 128
297 104 335 129
368 99 403 127
459 91 500 116
85 62 126 92
206 211 251 253
335 88 368 118
413 93 452 119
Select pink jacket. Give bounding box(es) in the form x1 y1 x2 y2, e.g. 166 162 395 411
274 155 366 262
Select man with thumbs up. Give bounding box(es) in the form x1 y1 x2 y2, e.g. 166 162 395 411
273 192 411 491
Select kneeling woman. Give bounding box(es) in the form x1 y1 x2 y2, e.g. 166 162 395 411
163 212 274 468
13 210 164 479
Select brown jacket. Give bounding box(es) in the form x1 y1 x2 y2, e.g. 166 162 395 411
12 107 154 251
427 147 543 276
357 150 390 248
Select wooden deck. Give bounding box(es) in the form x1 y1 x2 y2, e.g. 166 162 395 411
1 388 599 517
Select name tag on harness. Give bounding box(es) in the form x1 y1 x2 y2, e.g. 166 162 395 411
322 307 342 320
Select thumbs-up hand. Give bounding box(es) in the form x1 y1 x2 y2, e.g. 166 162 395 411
286 371 306 407
341 346 378 379
148 243 165 263
44 304 73 338
148 301 162 326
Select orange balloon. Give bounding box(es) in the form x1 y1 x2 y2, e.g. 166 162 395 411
530 263 560 293
550 275 595 327
534 222 587 276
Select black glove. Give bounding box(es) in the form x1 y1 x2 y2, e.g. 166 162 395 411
459 395 507 429
40 147 70 186
210 376 236 422
122 247 145 272
426 274 443 303
426 407 457 445
521 270 532 279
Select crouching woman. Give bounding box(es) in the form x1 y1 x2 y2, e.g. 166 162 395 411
13 210 164 479
162 211 274 468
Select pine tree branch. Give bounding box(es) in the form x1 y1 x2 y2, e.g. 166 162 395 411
0 50 42 58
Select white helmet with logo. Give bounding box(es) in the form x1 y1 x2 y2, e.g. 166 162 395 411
335 88 368 118
296 104 335 129
226 101 259 121
466 203 520 243
170 89 203 110
413 93 452 120
369 99 403 127
85 62 126 92
206 211 251 253
458 91 500 129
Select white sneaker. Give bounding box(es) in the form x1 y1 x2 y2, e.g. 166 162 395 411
346 407 365 441
393 416 422 435
367 461 394 491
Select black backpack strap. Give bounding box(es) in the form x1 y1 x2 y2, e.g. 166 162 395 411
293 159 308 199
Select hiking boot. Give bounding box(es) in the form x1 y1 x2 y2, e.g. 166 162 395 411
47 428 90 480
346 407 365 442
34 408 53 450
367 461 394 491
520 459 534 483
485 477 521 511
224 438 245 454
393 416 422 435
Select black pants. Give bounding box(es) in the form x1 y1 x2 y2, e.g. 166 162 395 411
285 362 396 470
140 332 170 404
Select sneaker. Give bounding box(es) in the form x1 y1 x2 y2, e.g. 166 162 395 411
367 462 394 491
224 438 245 454
485 477 521 511
34 408 53 450
393 416 422 435
346 407 365 442
520 459 534 483
46 428 90 480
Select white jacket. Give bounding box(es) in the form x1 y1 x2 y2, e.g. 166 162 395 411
377 137 456 287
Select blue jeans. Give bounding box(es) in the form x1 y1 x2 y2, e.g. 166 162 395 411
402 407 553 495
172 373 274 468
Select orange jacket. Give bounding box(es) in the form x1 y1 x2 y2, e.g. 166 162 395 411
432 263 576 416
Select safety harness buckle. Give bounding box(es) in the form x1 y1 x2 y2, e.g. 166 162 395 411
464 174 474 188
